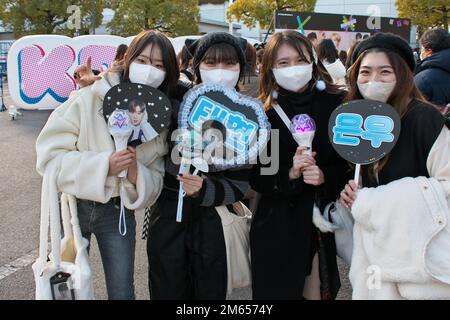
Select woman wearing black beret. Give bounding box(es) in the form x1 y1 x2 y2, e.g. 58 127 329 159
147 32 252 300
341 32 450 299
342 32 449 205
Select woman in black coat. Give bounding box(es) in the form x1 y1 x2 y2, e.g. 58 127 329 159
250 31 350 300
147 32 252 300
341 32 449 212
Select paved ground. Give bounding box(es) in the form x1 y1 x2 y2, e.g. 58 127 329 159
0 81 352 300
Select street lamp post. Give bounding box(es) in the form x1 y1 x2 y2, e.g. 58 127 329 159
92 0 96 35
228 0 234 35
0 65 6 112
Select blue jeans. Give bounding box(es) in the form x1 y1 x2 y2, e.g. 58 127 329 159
77 198 136 300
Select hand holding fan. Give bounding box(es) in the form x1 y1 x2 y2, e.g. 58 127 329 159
102 83 172 235
175 83 271 222
328 100 401 186
103 83 172 147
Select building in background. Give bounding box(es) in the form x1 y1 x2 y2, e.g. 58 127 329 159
199 1 266 40
199 0 418 46
315 0 398 17
95 8 115 35
0 1 420 44
199 17 241 34
0 25 15 76
0 26 13 41
315 0 417 46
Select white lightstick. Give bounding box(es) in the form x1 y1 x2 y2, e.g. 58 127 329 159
108 110 133 236
175 130 209 222
108 109 133 178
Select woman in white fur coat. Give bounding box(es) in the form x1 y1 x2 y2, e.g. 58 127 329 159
340 33 450 299
35 30 180 299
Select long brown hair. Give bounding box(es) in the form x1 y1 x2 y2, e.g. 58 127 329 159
258 30 341 110
112 30 179 97
177 45 193 71
245 42 257 74
345 48 429 180
114 44 128 62
345 48 427 117
345 40 359 69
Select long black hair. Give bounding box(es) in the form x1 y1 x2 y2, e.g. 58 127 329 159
316 39 339 64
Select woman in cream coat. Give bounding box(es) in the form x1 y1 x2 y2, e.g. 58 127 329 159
339 33 450 299
36 30 179 299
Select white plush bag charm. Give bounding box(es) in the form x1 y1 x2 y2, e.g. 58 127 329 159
215 202 252 295
32 158 94 300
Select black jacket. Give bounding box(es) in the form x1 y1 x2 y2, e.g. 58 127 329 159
146 81 251 299
415 48 450 108
362 100 450 187
250 86 350 300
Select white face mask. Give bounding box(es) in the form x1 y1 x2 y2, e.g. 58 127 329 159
357 81 396 103
129 62 166 88
323 59 346 83
272 64 313 92
199 68 240 88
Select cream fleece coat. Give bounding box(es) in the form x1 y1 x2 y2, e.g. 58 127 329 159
350 176 450 300
349 127 450 300
36 72 168 210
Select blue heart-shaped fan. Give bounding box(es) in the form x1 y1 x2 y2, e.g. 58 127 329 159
178 83 270 171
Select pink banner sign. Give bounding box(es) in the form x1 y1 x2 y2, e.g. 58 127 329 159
8 35 134 110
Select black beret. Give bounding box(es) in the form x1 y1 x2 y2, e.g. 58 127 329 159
189 32 247 80
184 38 196 58
351 32 416 71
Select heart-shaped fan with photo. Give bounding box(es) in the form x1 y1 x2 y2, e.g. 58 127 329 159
103 83 172 147
175 83 270 223
177 83 270 171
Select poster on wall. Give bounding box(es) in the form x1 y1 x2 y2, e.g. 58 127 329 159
7 35 134 110
275 11 411 52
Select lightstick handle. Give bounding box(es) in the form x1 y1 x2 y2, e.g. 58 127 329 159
176 160 191 222
118 169 127 178
293 132 315 157
302 147 312 156
179 161 191 197
354 164 361 188
296 143 312 156
114 138 129 178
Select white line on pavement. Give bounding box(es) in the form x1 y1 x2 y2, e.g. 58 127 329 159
0 248 39 281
